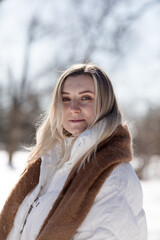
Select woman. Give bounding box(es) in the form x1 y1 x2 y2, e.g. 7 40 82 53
0 63 147 240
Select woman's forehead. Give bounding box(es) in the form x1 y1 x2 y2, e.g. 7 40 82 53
62 74 95 93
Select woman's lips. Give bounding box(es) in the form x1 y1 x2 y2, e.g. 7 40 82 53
69 120 85 123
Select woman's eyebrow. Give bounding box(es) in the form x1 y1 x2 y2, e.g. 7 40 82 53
79 90 95 94
61 91 70 94
61 90 95 94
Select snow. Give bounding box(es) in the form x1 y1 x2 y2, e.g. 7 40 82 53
0 150 160 239
0 151 28 209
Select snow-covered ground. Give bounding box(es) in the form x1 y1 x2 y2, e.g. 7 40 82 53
0 150 160 240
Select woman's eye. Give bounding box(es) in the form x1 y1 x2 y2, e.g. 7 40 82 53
62 97 70 102
81 96 92 101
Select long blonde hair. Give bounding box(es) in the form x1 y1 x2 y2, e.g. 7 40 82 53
28 63 122 166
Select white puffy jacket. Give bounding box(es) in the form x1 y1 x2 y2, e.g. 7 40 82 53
7 121 147 240
73 162 147 240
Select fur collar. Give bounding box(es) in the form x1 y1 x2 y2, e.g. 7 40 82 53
0 124 132 240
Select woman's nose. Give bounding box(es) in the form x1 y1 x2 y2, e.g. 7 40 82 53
70 100 80 112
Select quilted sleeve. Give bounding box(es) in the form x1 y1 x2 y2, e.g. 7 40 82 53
73 163 147 240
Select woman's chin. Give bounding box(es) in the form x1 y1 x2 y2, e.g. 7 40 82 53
68 127 87 136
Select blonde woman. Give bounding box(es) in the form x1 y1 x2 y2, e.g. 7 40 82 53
0 63 147 240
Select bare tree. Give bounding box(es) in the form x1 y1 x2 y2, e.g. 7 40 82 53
133 107 160 179
1 62 41 165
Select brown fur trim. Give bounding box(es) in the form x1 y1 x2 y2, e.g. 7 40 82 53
0 158 41 239
0 125 132 240
37 125 132 240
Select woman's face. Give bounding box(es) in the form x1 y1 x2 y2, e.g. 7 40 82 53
61 74 97 135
